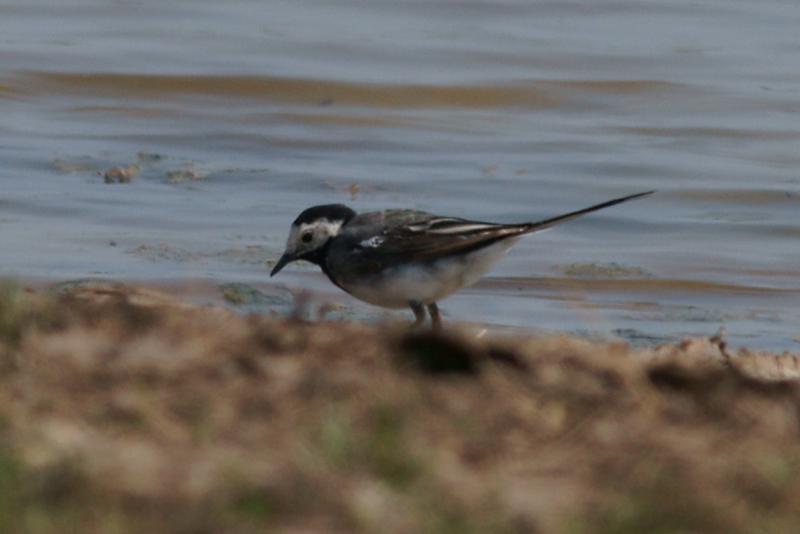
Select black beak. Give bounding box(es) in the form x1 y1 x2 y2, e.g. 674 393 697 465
270 252 294 277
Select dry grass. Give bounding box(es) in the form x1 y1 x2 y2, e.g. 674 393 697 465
0 280 799 533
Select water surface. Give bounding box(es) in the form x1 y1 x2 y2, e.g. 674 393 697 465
1 0 798 349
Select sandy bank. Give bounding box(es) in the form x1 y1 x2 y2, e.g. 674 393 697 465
0 281 798 533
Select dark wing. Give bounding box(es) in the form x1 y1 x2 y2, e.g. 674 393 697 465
368 215 527 262
336 210 530 275
337 191 654 273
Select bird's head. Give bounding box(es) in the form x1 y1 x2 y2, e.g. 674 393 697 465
270 204 356 276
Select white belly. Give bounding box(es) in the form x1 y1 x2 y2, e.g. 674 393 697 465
340 238 520 308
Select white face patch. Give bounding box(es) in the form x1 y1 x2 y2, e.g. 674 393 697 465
298 219 342 237
286 218 344 255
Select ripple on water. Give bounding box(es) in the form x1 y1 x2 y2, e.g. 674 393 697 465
13 72 691 111
16 72 564 109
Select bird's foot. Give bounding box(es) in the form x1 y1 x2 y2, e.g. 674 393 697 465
427 303 442 331
409 301 427 330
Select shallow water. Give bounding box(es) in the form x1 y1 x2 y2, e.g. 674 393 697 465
1 0 798 349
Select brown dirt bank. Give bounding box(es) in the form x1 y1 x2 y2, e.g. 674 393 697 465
0 281 799 533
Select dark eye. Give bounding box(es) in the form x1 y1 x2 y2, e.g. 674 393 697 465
301 232 313 243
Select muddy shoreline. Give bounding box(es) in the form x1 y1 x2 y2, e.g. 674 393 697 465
0 281 798 532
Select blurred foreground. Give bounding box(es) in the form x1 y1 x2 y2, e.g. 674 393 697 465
0 282 799 533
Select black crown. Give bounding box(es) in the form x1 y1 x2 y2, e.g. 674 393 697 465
293 204 357 226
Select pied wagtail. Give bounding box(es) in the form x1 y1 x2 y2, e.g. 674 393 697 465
271 191 653 329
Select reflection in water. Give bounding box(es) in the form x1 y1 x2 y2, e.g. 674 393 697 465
0 0 798 350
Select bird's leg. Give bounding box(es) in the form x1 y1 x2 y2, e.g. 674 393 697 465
408 301 427 329
427 303 442 331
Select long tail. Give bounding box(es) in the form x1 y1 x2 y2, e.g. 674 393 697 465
522 190 654 233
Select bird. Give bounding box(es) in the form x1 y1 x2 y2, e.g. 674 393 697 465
270 190 653 329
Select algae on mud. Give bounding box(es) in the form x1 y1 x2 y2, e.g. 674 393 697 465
0 281 799 533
